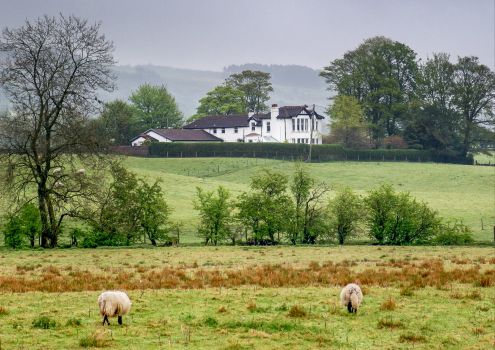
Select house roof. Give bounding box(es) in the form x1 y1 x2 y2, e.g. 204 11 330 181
147 129 223 142
245 132 261 137
277 105 325 120
183 114 249 129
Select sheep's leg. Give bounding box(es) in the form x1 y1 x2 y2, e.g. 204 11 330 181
103 315 109 325
347 302 353 313
118 316 123 325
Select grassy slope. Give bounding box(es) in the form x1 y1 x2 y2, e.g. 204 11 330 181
0 246 493 349
123 157 495 242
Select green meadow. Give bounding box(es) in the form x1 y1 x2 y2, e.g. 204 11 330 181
122 157 495 242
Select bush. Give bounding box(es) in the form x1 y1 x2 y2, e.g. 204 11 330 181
203 316 218 327
434 221 474 245
3 203 41 248
365 184 441 245
327 187 363 244
66 318 82 326
32 316 57 329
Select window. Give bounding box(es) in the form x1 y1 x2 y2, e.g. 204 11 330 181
248 139 253 143
213 128 217 134
292 119 295 131
304 119 308 131
297 119 300 131
315 121 318 130
266 121 271 133
221 128 225 134
297 138 300 143
234 127 238 133
251 122 256 131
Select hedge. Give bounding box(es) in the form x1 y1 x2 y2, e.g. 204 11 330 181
144 143 473 164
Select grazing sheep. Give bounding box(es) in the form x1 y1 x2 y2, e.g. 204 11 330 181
76 168 85 176
340 283 363 313
54 181 64 188
98 291 132 326
52 167 62 174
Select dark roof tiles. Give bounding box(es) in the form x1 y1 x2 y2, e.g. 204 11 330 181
150 129 223 142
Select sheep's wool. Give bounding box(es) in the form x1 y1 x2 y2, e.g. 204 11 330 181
340 283 363 312
98 291 132 317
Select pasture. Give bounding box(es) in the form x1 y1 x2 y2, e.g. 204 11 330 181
0 246 493 349
122 157 495 242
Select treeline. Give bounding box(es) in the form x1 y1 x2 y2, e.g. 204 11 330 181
1 164 473 248
321 37 495 157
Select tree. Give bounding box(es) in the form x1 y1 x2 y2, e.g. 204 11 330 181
327 95 369 148
194 186 232 245
86 164 171 246
289 164 329 244
94 100 139 145
320 36 418 143
2 202 41 248
364 184 440 245
226 70 273 113
0 15 115 247
129 84 183 129
192 85 246 120
452 57 495 157
237 170 291 244
327 187 363 244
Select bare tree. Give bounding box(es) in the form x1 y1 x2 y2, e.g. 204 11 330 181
0 15 115 247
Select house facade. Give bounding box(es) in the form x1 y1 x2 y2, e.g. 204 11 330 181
183 104 325 144
130 104 325 145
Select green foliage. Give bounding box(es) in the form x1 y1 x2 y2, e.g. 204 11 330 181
129 84 183 128
94 100 139 145
237 170 292 244
434 221 474 245
3 203 41 248
65 318 82 327
327 95 369 148
89 164 171 246
194 186 232 245
32 316 57 329
327 187 363 244
225 70 273 113
148 142 472 164
288 164 328 244
202 316 219 327
365 184 441 244
193 85 246 120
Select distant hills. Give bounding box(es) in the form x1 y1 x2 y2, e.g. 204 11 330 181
1 63 332 118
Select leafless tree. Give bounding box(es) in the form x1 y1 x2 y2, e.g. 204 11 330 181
0 15 115 247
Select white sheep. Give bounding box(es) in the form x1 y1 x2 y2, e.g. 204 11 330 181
76 168 85 175
52 167 62 174
340 283 363 313
98 291 132 326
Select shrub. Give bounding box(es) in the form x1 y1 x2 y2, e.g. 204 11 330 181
380 297 397 311
288 305 307 318
434 221 474 245
365 184 441 245
66 318 82 327
3 203 42 248
32 316 57 329
327 187 363 244
203 316 219 327
79 330 110 348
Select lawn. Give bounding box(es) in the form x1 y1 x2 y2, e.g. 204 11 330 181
122 157 495 242
0 246 493 349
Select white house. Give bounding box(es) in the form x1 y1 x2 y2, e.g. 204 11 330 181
130 104 325 145
131 128 222 146
183 104 325 144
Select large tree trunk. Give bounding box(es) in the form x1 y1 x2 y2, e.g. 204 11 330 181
38 187 50 248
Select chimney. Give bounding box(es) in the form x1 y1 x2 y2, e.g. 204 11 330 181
271 104 279 118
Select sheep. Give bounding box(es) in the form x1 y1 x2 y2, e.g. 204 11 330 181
340 283 363 313
75 168 85 176
52 167 62 174
98 291 132 326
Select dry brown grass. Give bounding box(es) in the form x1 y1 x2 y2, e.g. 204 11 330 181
380 297 397 311
0 306 8 315
377 318 405 329
0 258 493 293
399 332 427 343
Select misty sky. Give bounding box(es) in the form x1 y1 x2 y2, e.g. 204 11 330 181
1 0 494 71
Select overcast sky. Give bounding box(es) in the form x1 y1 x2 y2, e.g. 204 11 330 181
1 0 494 71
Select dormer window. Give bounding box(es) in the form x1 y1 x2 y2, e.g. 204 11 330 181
213 128 217 134
251 122 256 131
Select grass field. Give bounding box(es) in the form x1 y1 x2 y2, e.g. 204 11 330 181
121 157 495 242
0 246 493 349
